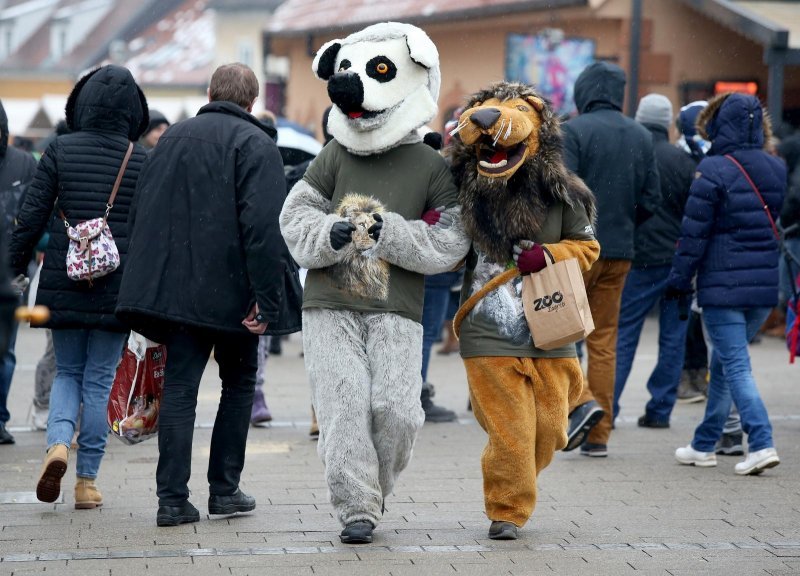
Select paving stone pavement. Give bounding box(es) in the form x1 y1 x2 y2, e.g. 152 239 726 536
1 321 799 575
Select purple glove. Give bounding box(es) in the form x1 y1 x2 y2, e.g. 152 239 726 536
513 241 546 274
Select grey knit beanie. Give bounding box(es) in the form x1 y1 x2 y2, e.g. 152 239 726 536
635 93 673 131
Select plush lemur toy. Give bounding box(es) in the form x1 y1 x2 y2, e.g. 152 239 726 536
449 82 600 541
279 22 470 545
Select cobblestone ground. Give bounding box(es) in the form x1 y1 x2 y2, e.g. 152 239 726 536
1 322 799 575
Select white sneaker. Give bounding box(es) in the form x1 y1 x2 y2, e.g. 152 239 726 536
734 448 780 476
30 404 48 431
675 445 717 467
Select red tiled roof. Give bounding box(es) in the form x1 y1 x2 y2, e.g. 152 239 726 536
268 0 587 35
118 0 214 87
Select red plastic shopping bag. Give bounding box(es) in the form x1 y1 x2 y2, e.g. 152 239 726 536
107 333 166 445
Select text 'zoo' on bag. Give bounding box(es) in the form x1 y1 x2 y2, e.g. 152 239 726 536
521 255 594 350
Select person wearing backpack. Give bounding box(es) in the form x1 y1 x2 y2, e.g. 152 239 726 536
8 65 149 506
666 92 786 476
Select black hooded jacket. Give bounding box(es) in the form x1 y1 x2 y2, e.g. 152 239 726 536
9 65 149 331
115 101 291 339
633 125 697 267
562 62 661 260
0 100 38 244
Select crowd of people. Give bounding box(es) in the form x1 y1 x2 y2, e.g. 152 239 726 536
0 21 797 545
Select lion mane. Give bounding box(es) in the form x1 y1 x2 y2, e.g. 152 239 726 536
450 82 596 264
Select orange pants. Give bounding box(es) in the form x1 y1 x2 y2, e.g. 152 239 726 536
464 356 583 527
569 258 631 445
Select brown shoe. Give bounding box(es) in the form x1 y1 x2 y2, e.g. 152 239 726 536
36 444 68 503
74 477 103 509
436 323 460 355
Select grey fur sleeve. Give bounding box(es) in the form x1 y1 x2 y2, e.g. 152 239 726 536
370 207 471 275
279 180 346 269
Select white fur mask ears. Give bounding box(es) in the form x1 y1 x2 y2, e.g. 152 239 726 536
312 22 441 155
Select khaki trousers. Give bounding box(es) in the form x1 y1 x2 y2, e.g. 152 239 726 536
570 258 631 445
465 356 583 527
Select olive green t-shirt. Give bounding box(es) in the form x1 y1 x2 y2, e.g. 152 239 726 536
302 140 459 323
459 200 596 358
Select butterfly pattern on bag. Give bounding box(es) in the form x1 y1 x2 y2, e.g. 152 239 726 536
65 217 120 282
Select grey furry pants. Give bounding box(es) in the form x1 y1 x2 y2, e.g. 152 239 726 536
303 308 425 527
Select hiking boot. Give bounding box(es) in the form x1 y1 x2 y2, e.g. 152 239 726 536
36 444 69 502
208 489 255 515
563 400 604 451
676 372 705 404
157 501 200 527
340 521 374 544
735 448 780 476
675 445 716 467
580 442 608 457
689 368 708 396
250 388 272 425
715 432 744 456
637 414 669 428
488 521 518 540
0 422 14 444
421 383 457 423
74 477 103 509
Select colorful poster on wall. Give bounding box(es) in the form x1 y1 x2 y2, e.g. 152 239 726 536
505 33 595 117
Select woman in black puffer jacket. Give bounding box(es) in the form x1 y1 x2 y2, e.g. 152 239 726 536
9 65 148 509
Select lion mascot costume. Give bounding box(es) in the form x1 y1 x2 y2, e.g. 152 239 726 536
279 22 470 544
450 82 600 540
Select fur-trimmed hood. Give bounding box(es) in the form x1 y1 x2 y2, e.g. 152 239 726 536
696 92 772 156
66 65 149 141
451 82 596 264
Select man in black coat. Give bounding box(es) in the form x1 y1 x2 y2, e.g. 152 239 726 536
613 93 697 429
561 62 662 457
0 99 38 445
116 63 288 526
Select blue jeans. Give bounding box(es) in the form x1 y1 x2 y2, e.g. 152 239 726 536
613 265 688 421
0 323 18 424
692 307 774 453
421 272 461 382
48 329 126 479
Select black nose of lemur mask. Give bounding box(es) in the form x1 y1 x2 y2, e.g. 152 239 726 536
327 72 365 115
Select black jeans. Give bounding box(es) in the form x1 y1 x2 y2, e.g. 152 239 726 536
683 311 708 371
156 326 258 506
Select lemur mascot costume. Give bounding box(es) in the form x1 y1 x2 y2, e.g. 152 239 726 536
279 22 470 544
450 82 600 540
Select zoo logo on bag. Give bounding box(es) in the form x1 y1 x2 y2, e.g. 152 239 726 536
532 291 565 312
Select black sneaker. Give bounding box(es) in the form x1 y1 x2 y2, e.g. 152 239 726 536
580 442 608 457
157 501 200 527
208 489 256 515
715 432 744 456
340 521 374 544
563 400 604 451
0 422 15 445
421 383 457 423
637 414 669 428
488 521 518 540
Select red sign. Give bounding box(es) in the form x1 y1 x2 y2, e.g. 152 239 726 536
714 81 758 95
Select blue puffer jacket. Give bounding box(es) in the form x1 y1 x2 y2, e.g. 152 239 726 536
668 93 786 308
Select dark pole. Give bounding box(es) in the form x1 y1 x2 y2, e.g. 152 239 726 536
766 47 785 125
627 0 642 117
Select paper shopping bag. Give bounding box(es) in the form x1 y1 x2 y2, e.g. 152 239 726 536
521 257 594 350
